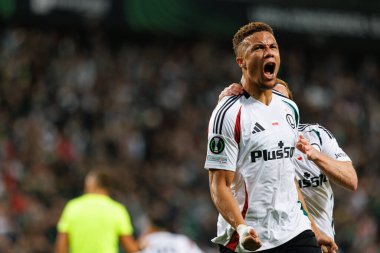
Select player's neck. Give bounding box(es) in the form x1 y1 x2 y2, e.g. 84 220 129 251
243 83 273 105
85 187 109 196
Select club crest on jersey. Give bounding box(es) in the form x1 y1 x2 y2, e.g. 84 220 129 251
209 136 225 154
286 114 295 129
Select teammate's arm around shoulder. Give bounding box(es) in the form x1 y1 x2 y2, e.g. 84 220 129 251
218 83 244 103
209 169 262 251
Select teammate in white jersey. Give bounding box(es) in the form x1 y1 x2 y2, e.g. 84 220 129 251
205 22 324 253
296 123 356 238
272 80 357 242
218 79 357 250
139 208 204 253
140 232 203 253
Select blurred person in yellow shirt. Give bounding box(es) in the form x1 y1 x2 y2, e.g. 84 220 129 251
55 169 140 253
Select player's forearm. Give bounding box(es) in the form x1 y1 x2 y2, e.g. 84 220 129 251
211 184 245 228
209 172 245 229
120 235 140 252
311 152 358 191
55 233 68 253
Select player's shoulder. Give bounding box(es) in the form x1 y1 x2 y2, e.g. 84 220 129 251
273 90 299 110
299 123 335 139
106 198 128 212
170 233 201 250
63 195 86 212
67 195 85 205
216 94 243 109
273 89 295 103
298 123 319 132
213 94 243 120
272 89 290 100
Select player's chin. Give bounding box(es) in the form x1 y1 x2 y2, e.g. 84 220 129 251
260 80 277 91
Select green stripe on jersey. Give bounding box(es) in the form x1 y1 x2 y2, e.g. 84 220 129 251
298 200 309 217
310 129 322 145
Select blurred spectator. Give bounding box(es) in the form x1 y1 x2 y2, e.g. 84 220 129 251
55 169 139 253
0 27 378 253
139 200 204 253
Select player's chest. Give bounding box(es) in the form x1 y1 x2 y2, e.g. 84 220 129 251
239 105 297 149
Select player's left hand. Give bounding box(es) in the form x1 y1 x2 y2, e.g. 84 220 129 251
315 231 338 253
218 83 244 102
296 134 319 161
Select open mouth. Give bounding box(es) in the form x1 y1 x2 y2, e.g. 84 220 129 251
263 62 275 79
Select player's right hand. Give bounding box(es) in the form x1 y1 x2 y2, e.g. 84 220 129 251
237 224 262 251
296 134 319 161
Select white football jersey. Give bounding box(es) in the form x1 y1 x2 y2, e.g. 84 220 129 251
204 90 311 252
140 231 204 253
294 123 352 238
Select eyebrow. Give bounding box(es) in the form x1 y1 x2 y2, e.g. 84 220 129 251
252 41 278 46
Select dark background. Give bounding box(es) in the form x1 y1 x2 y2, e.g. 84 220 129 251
0 0 379 252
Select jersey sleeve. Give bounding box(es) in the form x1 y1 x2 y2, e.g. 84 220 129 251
117 205 134 236
301 126 323 152
57 201 73 233
318 125 352 162
204 96 240 171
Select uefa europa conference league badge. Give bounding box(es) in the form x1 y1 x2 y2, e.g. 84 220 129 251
209 136 225 154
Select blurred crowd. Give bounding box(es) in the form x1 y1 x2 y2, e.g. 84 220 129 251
0 27 379 253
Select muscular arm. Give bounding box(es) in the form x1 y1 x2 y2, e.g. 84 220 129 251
297 134 358 191
209 169 245 229
120 235 140 253
55 232 68 253
310 152 357 191
209 169 261 251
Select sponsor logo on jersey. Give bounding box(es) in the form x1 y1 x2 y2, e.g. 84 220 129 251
335 152 347 159
209 136 225 154
251 141 295 162
298 172 328 188
252 122 265 134
286 114 295 129
207 154 227 164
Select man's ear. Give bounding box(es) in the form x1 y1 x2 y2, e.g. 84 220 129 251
236 57 246 69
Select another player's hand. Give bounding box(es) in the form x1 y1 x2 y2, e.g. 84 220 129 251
315 230 338 253
218 83 244 102
296 134 319 161
237 224 262 251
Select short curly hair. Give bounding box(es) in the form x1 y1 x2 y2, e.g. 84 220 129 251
232 22 274 57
